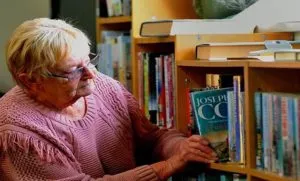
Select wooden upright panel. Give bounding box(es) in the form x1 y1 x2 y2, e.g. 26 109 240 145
132 0 198 37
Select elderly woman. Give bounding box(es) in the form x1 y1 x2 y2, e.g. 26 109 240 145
0 18 217 181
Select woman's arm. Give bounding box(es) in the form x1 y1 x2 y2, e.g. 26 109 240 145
0 129 159 181
122 86 218 180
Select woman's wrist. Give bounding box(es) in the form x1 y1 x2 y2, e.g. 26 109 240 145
151 156 185 180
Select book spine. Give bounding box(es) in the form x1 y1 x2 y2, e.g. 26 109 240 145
272 94 282 174
294 98 300 179
137 52 144 110
287 97 296 178
267 94 274 173
281 96 289 176
262 93 270 172
227 91 236 162
164 55 170 128
233 75 242 162
143 53 150 119
255 92 264 169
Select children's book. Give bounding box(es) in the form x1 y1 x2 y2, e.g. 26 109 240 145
190 87 233 161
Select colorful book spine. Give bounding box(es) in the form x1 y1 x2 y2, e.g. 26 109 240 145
227 90 236 162
272 94 282 174
294 98 300 179
287 97 296 178
254 92 264 169
262 93 270 172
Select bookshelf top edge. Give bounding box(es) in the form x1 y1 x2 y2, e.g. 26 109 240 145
176 60 249 67
250 169 296 181
209 163 247 174
135 36 175 44
249 61 300 69
97 16 132 25
176 60 300 69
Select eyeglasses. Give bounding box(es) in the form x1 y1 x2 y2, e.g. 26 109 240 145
47 53 99 80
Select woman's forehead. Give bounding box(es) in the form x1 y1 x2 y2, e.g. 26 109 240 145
56 53 88 68
71 38 90 57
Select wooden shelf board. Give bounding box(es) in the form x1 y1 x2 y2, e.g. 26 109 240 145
135 36 175 44
176 60 249 67
209 163 247 174
249 61 300 69
250 169 296 181
97 16 131 25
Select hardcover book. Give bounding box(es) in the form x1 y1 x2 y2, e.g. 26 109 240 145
190 87 233 161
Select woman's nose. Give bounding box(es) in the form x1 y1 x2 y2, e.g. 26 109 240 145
81 65 97 80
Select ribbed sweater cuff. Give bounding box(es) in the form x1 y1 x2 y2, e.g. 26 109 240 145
135 165 159 181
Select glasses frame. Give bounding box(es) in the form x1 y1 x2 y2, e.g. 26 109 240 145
47 53 99 81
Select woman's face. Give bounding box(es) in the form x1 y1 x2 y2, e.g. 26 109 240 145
33 52 97 108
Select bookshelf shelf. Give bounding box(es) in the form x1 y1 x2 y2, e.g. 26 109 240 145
176 60 249 67
97 16 131 25
249 61 300 69
250 169 296 181
130 0 299 180
209 163 247 174
135 36 175 44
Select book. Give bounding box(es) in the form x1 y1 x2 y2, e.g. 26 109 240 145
139 19 255 37
196 41 300 60
249 49 300 61
196 42 265 60
190 87 233 161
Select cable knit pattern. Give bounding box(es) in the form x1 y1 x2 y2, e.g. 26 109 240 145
0 73 185 181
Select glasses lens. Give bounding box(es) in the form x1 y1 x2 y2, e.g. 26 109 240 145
89 53 99 65
67 67 84 80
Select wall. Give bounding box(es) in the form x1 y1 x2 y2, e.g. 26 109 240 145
0 0 50 93
58 0 97 53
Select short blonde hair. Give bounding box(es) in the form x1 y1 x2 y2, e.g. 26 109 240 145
6 18 90 87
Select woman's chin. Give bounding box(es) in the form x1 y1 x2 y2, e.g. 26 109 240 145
77 82 95 97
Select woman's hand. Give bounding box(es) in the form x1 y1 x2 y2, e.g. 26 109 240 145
166 135 218 171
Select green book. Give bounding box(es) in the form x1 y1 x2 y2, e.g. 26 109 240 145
190 87 233 161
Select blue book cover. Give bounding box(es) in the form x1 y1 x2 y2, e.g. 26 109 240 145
190 87 233 161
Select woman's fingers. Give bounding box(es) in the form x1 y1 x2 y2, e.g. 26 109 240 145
188 141 216 155
188 148 217 163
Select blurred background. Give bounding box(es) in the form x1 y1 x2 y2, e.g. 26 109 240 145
0 0 96 94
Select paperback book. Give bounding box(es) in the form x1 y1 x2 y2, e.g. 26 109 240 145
190 87 233 161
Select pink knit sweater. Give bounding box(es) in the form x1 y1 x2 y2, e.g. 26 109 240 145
0 73 186 181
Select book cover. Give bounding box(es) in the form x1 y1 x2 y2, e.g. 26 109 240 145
190 87 233 161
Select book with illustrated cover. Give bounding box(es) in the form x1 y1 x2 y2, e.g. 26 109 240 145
190 87 233 161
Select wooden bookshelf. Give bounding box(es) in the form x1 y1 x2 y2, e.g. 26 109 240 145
135 36 175 44
209 163 247 174
95 1 133 91
96 16 132 43
250 169 296 181
130 0 298 180
97 16 131 25
176 60 300 181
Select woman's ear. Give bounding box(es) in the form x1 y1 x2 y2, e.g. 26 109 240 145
18 73 41 92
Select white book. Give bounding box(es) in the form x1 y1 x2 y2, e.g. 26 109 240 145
140 0 300 37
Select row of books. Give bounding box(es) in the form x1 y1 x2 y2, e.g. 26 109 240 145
97 30 132 92
172 171 246 181
137 52 175 128
187 74 245 163
96 0 131 17
255 92 300 179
